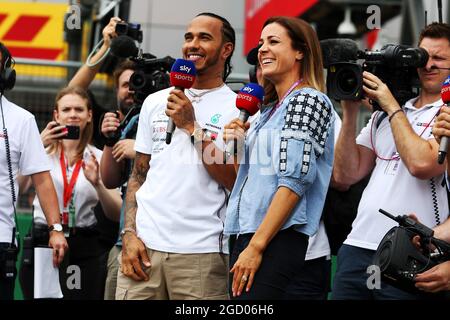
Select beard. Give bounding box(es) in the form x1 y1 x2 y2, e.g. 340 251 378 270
194 47 222 77
117 97 134 115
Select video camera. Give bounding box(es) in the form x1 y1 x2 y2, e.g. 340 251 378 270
322 39 428 110
105 22 175 146
129 54 175 104
111 21 174 104
373 209 450 294
115 21 143 43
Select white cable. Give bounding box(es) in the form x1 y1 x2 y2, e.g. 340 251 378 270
86 39 111 68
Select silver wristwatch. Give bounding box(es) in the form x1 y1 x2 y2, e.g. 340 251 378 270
48 223 63 233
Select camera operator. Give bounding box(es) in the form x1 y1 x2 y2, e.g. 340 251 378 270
0 42 67 300
68 17 137 299
332 22 450 300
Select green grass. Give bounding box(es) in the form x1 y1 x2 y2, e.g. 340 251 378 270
14 212 33 300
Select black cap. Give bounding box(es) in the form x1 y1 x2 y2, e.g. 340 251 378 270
246 44 261 65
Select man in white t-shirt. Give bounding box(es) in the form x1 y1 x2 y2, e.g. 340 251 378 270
0 42 67 300
116 13 238 300
331 23 450 300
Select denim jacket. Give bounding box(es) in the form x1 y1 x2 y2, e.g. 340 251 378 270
224 87 335 237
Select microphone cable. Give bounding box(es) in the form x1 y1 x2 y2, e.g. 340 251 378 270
0 92 19 247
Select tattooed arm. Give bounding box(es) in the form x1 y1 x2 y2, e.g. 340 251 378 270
121 151 152 281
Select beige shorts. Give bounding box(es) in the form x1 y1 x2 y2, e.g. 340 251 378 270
116 247 229 300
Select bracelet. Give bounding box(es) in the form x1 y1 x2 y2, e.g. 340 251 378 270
86 39 110 68
120 227 136 239
388 109 403 122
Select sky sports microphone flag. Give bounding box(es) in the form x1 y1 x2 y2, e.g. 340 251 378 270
166 59 197 144
225 83 264 158
438 75 450 164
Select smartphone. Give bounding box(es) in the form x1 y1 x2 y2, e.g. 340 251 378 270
56 124 80 140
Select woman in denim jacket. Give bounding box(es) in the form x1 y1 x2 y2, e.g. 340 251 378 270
223 16 335 300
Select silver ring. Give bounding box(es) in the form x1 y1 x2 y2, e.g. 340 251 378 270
241 275 248 282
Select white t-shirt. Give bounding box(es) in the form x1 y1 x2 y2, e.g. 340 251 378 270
346 97 449 250
33 145 103 228
134 85 238 254
0 96 51 243
305 111 341 260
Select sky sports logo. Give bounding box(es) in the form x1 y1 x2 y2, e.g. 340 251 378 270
179 65 192 74
172 73 194 82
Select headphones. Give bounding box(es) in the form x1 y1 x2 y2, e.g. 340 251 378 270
0 42 16 93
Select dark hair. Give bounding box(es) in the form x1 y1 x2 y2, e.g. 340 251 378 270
196 12 236 81
113 59 136 89
261 16 325 104
419 22 450 46
0 42 12 69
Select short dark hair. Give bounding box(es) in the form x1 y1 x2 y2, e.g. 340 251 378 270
419 22 450 46
196 12 236 81
113 59 136 89
0 41 12 69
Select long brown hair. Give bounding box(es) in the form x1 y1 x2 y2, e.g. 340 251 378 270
261 16 325 104
47 86 93 161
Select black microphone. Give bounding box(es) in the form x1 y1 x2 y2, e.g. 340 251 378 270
438 76 450 164
110 35 138 58
320 38 359 68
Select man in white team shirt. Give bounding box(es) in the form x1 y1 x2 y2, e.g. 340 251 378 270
116 13 238 300
332 22 450 299
0 42 67 300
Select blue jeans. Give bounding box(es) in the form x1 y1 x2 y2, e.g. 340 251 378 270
229 228 308 300
331 244 423 300
284 256 331 300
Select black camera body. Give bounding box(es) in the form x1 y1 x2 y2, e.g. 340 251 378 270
115 22 143 43
129 54 174 104
374 209 450 294
103 106 141 147
326 44 428 110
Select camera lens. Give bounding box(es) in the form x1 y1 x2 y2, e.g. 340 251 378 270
129 71 146 90
336 69 358 94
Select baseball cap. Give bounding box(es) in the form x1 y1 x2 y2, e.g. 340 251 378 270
246 44 261 65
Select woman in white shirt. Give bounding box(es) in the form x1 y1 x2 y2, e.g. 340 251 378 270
19 86 121 299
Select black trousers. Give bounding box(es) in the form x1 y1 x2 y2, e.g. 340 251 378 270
19 225 109 300
230 228 309 300
0 243 17 300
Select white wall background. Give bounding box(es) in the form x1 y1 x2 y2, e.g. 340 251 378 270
129 0 248 78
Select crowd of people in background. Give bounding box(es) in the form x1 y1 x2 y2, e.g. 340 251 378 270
0 11 449 301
